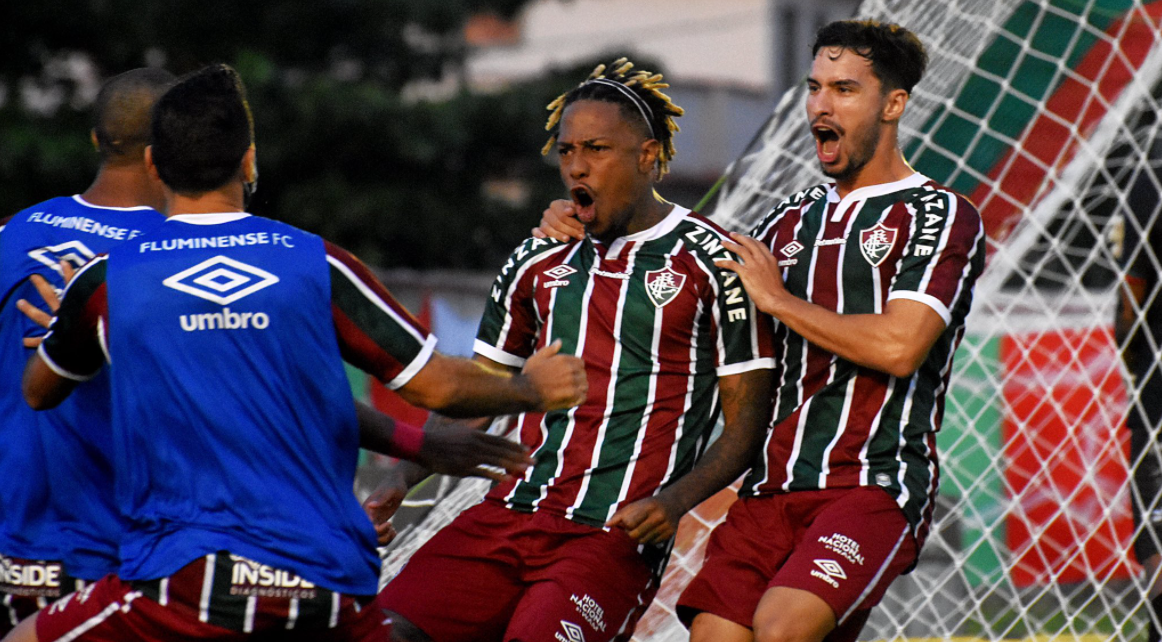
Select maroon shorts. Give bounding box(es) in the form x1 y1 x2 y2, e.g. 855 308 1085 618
0 556 86 637
377 500 659 642
35 553 389 642
677 487 917 638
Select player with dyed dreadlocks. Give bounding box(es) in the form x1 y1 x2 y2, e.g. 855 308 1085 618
372 58 776 642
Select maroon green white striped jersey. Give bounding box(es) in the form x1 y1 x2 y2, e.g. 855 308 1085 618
476 206 775 528
739 174 985 543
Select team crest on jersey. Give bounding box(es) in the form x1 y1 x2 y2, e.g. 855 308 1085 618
859 223 897 267
542 264 577 288
644 266 686 308
29 241 96 274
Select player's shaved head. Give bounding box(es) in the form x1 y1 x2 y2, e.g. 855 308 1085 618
93 67 175 164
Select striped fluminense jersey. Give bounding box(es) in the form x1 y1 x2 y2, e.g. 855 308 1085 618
739 173 985 545
476 206 775 528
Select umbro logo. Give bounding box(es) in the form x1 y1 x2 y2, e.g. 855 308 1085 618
29 241 96 274
780 240 805 258
163 255 279 305
543 264 577 289
810 559 847 588
554 621 585 642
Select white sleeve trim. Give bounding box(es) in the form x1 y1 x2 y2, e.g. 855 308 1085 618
473 340 527 368
36 342 98 382
717 357 777 377
386 334 438 390
887 291 951 326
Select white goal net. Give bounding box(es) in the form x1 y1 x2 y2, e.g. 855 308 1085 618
380 1 1162 639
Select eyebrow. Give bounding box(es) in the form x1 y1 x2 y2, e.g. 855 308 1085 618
558 138 606 147
807 77 862 88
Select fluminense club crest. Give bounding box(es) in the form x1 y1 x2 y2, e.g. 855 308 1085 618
859 223 897 267
644 266 686 308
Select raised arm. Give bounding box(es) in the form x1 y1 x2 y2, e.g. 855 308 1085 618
394 339 585 417
717 232 946 378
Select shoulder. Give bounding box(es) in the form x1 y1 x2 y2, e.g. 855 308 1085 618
493 236 574 281
751 183 829 234
673 212 735 259
906 180 981 218
4 196 72 228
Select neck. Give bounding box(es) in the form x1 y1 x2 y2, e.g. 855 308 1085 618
835 132 914 198
82 162 164 211
163 182 245 218
595 190 673 244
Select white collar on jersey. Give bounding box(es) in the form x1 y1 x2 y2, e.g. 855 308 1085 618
167 212 252 225
827 172 930 222
600 204 691 260
71 194 155 212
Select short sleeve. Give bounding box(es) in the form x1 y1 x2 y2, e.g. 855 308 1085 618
887 190 985 326
325 242 437 390
475 238 567 368
39 256 109 381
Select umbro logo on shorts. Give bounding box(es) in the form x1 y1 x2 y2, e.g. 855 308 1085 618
810 558 847 588
163 255 279 305
555 620 586 642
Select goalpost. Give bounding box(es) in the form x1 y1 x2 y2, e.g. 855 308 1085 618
381 1 1162 639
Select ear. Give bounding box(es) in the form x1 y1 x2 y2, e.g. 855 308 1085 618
882 88 909 123
144 146 161 182
638 139 662 175
90 130 100 153
241 145 258 183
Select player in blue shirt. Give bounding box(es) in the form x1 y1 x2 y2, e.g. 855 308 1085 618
0 68 173 635
8 64 586 642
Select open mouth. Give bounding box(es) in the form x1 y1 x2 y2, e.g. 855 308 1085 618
813 125 841 165
571 186 596 223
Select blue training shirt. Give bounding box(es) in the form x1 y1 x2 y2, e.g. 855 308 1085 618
0 195 164 579
39 212 436 595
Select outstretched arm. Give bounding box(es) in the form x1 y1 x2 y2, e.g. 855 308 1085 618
395 339 586 417
606 368 774 544
716 233 946 378
356 400 530 480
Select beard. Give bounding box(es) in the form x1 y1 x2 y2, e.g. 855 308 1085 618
821 121 881 182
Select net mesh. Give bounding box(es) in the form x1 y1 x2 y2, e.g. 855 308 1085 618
380 1 1162 639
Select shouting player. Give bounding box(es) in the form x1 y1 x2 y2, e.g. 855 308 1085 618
373 58 775 642
7 64 585 642
682 20 985 642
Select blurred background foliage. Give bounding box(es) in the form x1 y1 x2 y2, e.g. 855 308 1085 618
0 0 659 269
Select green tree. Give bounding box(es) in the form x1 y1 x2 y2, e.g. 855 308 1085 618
0 1 648 270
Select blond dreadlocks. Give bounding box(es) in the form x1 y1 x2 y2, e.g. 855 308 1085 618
542 58 684 179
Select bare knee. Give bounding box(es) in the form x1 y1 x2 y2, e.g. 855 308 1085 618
752 587 835 642
386 611 432 642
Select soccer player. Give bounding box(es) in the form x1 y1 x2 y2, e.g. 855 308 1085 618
8 64 586 642
682 21 985 642
1114 133 1162 641
0 68 173 635
373 59 775 642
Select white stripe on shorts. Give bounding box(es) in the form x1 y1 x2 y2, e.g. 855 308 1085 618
57 601 123 642
244 595 257 633
4 593 17 626
199 553 216 623
287 598 300 630
839 524 910 624
329 592 340 628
